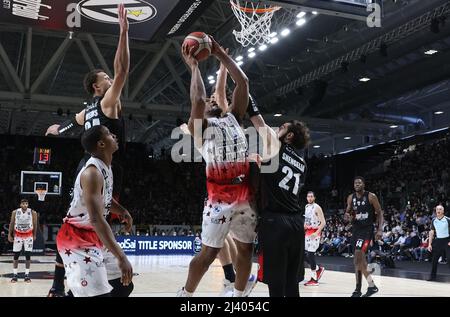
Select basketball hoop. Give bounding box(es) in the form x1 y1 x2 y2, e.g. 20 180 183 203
35 189 47 201
230 0 281 47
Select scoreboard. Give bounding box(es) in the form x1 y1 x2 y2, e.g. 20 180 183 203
33 147 51 165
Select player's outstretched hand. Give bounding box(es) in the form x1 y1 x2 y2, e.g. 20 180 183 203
46 124 60 136
181 43 198 68
8 236 13 243
209 36 227 57
118 3 129 33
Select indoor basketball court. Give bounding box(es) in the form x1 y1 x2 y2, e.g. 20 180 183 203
0 0 449 299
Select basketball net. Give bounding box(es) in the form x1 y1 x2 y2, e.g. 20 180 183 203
230 0 281 47
35 189 47 201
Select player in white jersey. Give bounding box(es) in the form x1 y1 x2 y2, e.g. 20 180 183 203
303 191 326 286
177 36 254 297
56 125 132 297
8 199 37 283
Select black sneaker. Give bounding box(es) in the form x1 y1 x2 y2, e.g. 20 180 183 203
427 276 436 282
351 290 362 297
11 274 18 283
362 286 379 297
47 288 65 297
24 275 31 283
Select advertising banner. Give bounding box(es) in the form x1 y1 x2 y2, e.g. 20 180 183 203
0 0 214 41
116 235 201 255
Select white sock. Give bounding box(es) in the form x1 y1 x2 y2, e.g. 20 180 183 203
184 288 194 297
25 269 30 275
233 288 244 297
13 269 18 275
366 275 375 287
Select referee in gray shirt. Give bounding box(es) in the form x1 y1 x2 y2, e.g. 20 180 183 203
427 204 450 281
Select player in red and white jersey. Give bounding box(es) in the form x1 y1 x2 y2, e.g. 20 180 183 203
177 36 254 297
56 125 132 297
8 199 37 283
303 191 326 286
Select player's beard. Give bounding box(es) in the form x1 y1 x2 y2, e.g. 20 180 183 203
206 104 222 118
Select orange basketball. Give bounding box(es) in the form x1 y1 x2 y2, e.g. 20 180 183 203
183 32 212 61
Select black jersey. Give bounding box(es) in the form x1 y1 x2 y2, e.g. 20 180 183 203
351 191 375 230
259 144 307 215
84 96 126 159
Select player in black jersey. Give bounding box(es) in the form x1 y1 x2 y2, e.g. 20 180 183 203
344 176 384 297
45 4 132 297
246 106 310 296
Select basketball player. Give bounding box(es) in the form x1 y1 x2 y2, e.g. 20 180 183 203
344 176 384 297
303 191 326 286
8 199 38 283
56 125 133 297
181 58 258 296
177 36 255 297
253 117 310 297
45 4 132 297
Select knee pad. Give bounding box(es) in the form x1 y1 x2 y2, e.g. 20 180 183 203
13 252 20 260
109 278 134 297
25 251 31 261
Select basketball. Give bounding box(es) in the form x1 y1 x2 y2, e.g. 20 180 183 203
182 32 212 61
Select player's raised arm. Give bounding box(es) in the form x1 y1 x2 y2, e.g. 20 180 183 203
215 54 229 113
210 37 249 121
102 3 129 110
182 44 207 136
32 210 38 240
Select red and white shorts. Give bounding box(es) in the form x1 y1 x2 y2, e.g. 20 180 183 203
13 235 33 252
305 228 320 253
56 223 114 297
201 200 257 248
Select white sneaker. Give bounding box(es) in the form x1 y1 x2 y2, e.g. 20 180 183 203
176 287 191 297
220 279 234 297
243 274 258 297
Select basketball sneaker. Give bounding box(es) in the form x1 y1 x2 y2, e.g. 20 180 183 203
362 286 378 297
24 275 31 283
47 287 65 297
220 279 234 297
176 287 192 297
10 274 18 283
304 278 319 286
351 290 362 297
315 266 325 281
243 274 257 297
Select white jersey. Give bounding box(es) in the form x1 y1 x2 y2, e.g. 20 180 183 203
305 203 321 229
64 157 113 229
201 113 250 203
14 208 33 234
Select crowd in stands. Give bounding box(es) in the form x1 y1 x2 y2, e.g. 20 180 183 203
0 132 449 265
314 135 450 265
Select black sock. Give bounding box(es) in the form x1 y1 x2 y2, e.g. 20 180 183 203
52 266 66 292
222 264 236 283
355 271 362 292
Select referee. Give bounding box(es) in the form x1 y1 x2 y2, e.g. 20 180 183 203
427 204 450 281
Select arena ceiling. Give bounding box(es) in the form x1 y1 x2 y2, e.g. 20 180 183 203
0 0 450 156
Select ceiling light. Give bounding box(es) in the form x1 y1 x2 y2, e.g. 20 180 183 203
281 28 290 37
297 11 306 18
359 77 371 82
296 18 306 26
248 52 256 58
